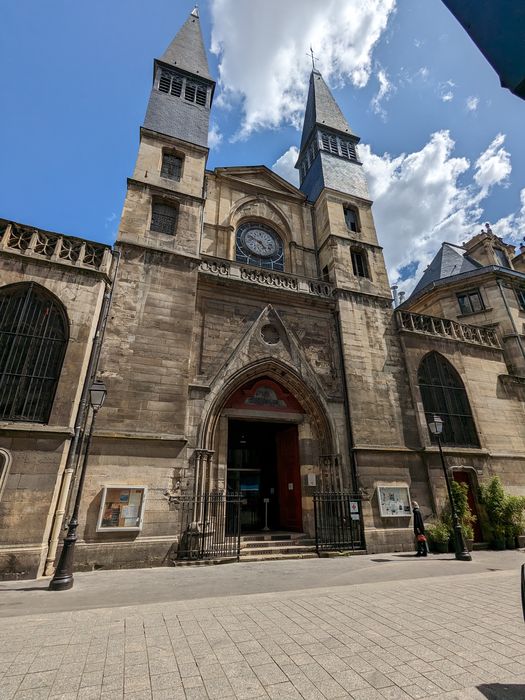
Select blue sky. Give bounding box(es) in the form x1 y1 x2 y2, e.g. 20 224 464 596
1 0 523 291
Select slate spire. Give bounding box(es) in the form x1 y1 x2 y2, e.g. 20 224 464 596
159 8 212 81
296 70 366 203
143 9 215 149
300 70 354 151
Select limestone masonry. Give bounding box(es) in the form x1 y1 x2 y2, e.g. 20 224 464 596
1 10 525 579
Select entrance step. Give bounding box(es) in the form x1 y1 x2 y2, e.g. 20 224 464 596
239 532 317 561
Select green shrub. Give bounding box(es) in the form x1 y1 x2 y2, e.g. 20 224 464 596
443 481 476 541
426 520 451 545
479 477 525 548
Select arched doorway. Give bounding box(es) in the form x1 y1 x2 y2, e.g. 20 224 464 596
224 378 305 532
196 364 338 537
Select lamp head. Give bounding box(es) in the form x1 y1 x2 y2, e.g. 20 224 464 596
89 379 107 411
428 414 443 436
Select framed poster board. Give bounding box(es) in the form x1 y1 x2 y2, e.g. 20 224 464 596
96 486 147 532
377 485 411 518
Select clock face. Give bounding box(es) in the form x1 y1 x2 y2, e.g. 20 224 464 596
236 222 284 272
244 227 278 257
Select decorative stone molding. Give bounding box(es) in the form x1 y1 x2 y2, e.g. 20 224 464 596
0 222 111 274
397 310 501 349
199 255 336 301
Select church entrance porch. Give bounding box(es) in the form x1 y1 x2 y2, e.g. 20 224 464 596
227 419 302 533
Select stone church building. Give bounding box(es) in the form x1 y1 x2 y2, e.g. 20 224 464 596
1 10 525 579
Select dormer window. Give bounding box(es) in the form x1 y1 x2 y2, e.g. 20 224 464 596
457 289 484 315
161 152 183 181
495 248 510 268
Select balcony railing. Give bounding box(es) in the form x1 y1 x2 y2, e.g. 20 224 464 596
0 222 111 274
199 256 336 300
396 310 501 349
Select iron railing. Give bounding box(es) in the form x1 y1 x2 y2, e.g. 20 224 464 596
176 491 242 561
313 492 365 553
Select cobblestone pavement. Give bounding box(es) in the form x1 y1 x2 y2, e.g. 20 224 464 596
1 569 524 700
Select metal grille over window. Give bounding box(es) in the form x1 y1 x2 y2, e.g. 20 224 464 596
151 202 178 235
161 153 182 181
351 250 368 278
0 283 68 423
418 352 479 448
158 69 182 97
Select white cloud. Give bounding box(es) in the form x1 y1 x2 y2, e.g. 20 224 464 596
210 0 396 138
356 130 517 294
208 123 223 149
473 133 511 195
271 146 300 187
438 80 455 102
492 188 525 245
466 95 479 112
370 68 394 119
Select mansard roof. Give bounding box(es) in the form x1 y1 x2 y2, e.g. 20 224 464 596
159 9 213 82
411 243 481 297
300 70 354 151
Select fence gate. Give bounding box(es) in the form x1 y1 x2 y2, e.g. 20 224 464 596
313 492 365 553
176 491 242 561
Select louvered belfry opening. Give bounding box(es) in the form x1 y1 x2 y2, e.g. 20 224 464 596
0 283 68 423
418 352 480 447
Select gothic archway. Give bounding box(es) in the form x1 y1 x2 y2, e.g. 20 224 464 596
194 360 340 534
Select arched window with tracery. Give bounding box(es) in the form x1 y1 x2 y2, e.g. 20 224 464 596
418 352 479 447
235 222 284 272
0 283 68 423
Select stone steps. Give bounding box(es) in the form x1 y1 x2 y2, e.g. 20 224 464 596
239 532 317 561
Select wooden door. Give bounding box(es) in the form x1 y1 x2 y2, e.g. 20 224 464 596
276 425 302 531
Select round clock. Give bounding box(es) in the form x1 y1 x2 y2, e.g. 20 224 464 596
236 222 284 272
244 227 278 257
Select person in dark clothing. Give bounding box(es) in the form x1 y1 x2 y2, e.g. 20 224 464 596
412 501 427 556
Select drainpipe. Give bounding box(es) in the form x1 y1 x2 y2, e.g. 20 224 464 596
44 249 120 575
496 278 525 367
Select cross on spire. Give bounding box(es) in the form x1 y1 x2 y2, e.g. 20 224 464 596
307 46 318 71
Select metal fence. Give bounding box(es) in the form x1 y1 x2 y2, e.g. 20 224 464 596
313 492 365 553
176 491 242 561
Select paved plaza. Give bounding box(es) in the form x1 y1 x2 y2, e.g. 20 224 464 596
1 551 524 700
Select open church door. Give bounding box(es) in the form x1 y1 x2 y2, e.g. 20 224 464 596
276 425 302 531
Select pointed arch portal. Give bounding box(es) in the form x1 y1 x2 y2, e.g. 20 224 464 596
196 362 340 535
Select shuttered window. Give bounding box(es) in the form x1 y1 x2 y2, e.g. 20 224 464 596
159 70 182 97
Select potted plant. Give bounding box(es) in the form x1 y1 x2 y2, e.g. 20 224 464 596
503 495 525 549
443 481 476 551
426 521 451 553
479 477 507 549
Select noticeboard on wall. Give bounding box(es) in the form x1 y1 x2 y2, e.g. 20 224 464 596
377 485 411 518
96 486 147 532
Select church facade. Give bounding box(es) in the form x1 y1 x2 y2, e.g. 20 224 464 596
1 11 525 579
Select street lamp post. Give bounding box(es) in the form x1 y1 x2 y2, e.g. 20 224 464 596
428 415 472 562
49 379 107 591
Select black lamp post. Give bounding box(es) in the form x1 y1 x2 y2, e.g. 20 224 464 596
49 379 107 591
428 415 472 562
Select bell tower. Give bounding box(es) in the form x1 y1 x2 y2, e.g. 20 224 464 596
117 7 215 257
296 69 390 297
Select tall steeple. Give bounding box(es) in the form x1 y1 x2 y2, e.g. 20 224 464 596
296 70 368 203
143 9 215 148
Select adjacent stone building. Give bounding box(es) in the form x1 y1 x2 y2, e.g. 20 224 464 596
1 10 524 578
